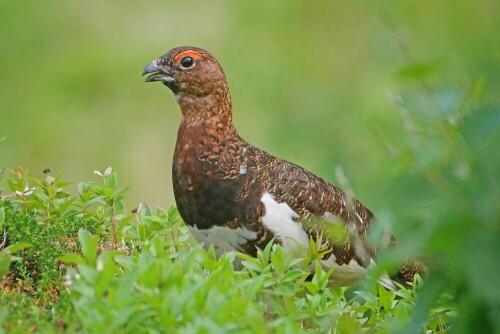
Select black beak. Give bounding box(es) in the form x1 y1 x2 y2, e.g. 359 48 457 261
142 60 174 84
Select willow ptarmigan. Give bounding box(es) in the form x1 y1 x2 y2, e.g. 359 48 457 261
142 46 424 286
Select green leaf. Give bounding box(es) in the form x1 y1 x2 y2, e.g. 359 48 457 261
465 230 500 303
153 236 166 258
78 229 99 265
275 281 296 296
167 206 179 222
4 242 33 254
105 172 118 188
115 254 135 271
400 89 457 120
461 105 500 145
354 291 378 308
59 197 75 213
60 208 79 220
283 268 307 282
241 259 265 273
78 264 98 284
54 168 66 182
28 177 44 188
0 207 5 228
77 182 87 200
0 250 11 278
270 244 285 273
397 61 440 81
85 195 106 208
109 185 130 201
140 204 153 217
58 253 86 264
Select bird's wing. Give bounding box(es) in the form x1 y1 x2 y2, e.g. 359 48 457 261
247 146 376 267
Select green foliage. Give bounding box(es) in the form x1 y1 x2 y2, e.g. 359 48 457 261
0 176 99 332
381 102 500 333
0 2 498 333
65 230 444 333
1 192 99 299
367 13 500 332
0 168 459 333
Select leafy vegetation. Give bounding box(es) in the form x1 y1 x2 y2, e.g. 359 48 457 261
1 1 498 333
0 167 452 333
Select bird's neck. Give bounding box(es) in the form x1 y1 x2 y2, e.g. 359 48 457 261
176 86 234 128
174 87 239 154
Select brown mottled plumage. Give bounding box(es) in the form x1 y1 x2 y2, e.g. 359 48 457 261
142 46 425 286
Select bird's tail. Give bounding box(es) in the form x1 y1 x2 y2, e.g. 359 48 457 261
392 258 428 283
378 258 427 291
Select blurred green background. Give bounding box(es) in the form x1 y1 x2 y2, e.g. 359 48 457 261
0 0 497 209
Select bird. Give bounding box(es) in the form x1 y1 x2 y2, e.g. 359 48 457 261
142 46 425 287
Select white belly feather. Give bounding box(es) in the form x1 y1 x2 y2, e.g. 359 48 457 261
260 192 368 285
189 224 257 256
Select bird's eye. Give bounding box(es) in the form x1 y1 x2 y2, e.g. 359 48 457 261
180 56 194 69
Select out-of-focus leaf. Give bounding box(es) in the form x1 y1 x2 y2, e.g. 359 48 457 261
0 250 11 277
401 88 460 119
4 243 32 253
115 254 135 270
105 172 118 189
464 230 500 302
460 106 500 146
397 62 440 81
58 253 86 265
0 206 5 228
410 274 450 334
354 291 378 308
78 229 98 265
57 197 75 216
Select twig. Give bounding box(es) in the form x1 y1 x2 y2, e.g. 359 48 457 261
0 229 7 250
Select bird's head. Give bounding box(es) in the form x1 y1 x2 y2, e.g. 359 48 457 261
142 46 227 98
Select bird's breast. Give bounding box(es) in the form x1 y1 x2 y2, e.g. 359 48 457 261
172 133 263 230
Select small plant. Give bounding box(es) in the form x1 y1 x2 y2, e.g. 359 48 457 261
0 168 127 332
77 167 131 245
